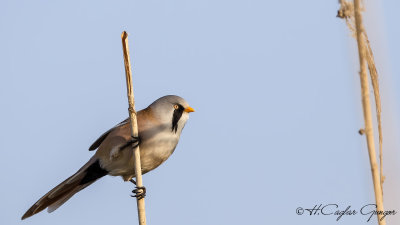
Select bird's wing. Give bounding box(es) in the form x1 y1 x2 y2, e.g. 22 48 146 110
88 118 129 151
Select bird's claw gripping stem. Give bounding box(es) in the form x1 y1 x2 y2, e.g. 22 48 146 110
129 179 146 199
119 136 141 151
131 186 146 200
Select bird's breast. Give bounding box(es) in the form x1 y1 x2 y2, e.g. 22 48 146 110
139 131 180 173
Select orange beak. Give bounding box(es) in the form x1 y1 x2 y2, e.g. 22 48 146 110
184 106 195 113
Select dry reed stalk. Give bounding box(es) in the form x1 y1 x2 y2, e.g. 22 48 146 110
121 31 147 225
338 1 384 190
365 39 385 189
338 0 386 224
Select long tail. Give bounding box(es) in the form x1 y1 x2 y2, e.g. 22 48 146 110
21 158 108 220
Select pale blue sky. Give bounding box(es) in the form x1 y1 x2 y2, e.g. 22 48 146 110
1 1 399 225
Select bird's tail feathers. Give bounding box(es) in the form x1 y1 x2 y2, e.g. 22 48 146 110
21 158 108 220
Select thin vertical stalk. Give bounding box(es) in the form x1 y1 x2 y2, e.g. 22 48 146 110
121 31 147 225
352 1 386 224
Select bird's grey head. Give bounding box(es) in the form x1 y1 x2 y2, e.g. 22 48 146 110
148 95 195 134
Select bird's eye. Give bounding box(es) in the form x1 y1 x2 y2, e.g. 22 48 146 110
174 104 179 110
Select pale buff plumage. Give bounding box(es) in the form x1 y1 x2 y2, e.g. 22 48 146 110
22 95 194 220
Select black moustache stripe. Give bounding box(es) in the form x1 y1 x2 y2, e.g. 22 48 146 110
172 105 184 133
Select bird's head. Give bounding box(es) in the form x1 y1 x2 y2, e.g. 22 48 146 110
148 95 195 134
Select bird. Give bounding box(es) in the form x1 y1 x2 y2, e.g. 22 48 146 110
21 95 194 220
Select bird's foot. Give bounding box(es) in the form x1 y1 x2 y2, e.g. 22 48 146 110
131 186 146 200
119 136 141 151
129 179 146 199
